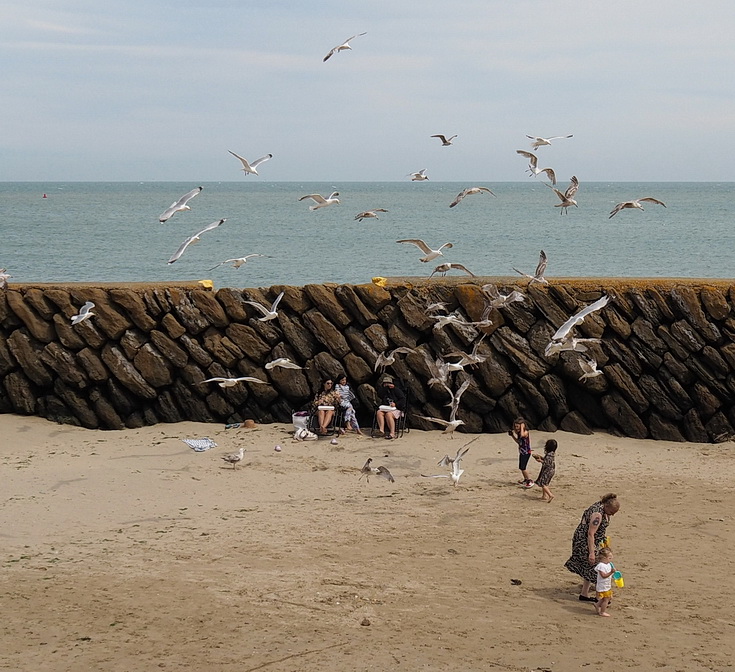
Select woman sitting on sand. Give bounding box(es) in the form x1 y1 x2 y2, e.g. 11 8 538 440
564 493 621 602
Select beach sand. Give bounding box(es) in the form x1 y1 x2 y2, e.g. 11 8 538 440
1 415 733 671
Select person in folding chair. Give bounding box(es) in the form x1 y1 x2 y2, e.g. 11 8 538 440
309 378 342 436
374 373 407 440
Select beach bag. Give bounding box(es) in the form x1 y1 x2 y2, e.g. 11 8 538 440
292 411 309 431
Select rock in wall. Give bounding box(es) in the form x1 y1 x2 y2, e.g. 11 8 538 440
1 278 734 443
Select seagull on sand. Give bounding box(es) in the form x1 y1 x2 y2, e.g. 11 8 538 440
513 250 548 285
228 150 273 176
374 346 415 372
243 290 285 322
0 269 11 288
167 219 226 264
222 447 245 469
159 186 203 222
208 254 267 272
515 150 557 184
546 176 579 214
323 32 367 62
265 357 303 370
397 239 454 263
526 134 573 150
431 134 457 146
201 376 267 388
299 192 340 210
578 355 604 381
609 197 667 219
449 187 496 208
355 209 388 222
409 169 429 181
359 458 395 483
430 262 476 278
71 301 95 325
544 295 609 357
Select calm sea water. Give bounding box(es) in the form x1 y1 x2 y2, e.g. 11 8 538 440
1 181 733 287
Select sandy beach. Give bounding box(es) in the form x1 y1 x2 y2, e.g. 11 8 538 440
1 415 733 672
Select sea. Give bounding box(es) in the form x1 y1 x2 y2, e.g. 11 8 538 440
1 181 733 288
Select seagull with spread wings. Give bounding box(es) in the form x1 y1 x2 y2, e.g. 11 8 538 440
374 346 415 372
243 290 285 322
431 134 457 146
449 186 496 208
201 376 267 388
578 356 604 381
513 250 548 285
299 192 340 210
167 219 225 264
609 197 667 219
430 262 476 278
526 134 573 150
359 458 395 483
159 186 203 222
409 169 429 181
208 254 267 272
0 269 11 289
354 208 388 221
323 32 367 62
264 357 303 370
228 150 273 176
71 301 95 325
544 295 609 357
515 150 557 184
397 239 453 263
546 176 579 214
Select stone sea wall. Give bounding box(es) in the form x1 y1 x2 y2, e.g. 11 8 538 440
1 278 735 443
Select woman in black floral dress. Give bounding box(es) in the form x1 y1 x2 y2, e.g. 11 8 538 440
564 493 621 601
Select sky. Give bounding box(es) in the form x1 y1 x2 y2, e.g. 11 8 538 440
2 0 734 182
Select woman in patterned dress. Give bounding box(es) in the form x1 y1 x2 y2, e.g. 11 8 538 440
564 493 621 601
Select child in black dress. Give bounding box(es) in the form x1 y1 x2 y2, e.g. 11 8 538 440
533 439 557 502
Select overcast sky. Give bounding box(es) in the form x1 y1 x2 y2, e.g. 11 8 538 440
2 0 734 182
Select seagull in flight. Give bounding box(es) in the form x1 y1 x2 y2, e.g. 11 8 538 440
449 187 496 208
228 150 273 176
609 197 667 219
359 458 395 483
299 192 340 210
513 250 548 284
414 413 465 437
0 269 11 288
222 447 245 469
71 301 95 325
374 346 415 372
167 219 226 264
446 335 489 368
409 169 429 181
544 295 609 357
546 176 579 214
264 357 303 370
397 239 454 263
355 209 388 222
424 438 477 485
526 134 573 150
208 254 267 272
431 134 457 146
578 355 604 381
243 290 285 322
481 284 525 312
430 262 476 278
201 376 267 388
323 32 367 62
159 186 203 222
515 150 557 184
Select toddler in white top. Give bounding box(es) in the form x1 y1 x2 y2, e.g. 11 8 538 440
594 547 615 617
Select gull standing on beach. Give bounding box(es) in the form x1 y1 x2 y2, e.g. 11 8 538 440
431 134 457 146
299 192 340 210
397 239 454 263
200 376 268 388
354 209 388 222
544 295 609 357
221 447 245 469
323 32 367 62
409 169 429 181
609 197 667 219
547 176 579 214
515 150 557 184
513 249 548 285
227 150 273 176
159 186 203 222
208 254 267 272
71 301 95 325
0 269 11 289
430 262 476 277
449 187 496 208
243 290 284 322
526 134 573 150
265 357 303 370
167 219 226 264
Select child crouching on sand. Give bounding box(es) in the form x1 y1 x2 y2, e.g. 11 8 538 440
594 547 616 617
532 439 557 502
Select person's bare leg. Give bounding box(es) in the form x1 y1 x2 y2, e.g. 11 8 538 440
542 485 554 502
596 596 611 617
581 579 593 598
376 411 385 434
521 468 532 482
386 413 396 437
323 409 334 432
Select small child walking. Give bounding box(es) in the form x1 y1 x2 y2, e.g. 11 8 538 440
508 417 534 488
594 547 616 617
532 439 557 502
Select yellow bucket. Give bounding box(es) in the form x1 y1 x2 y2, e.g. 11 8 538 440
613 571 624 588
